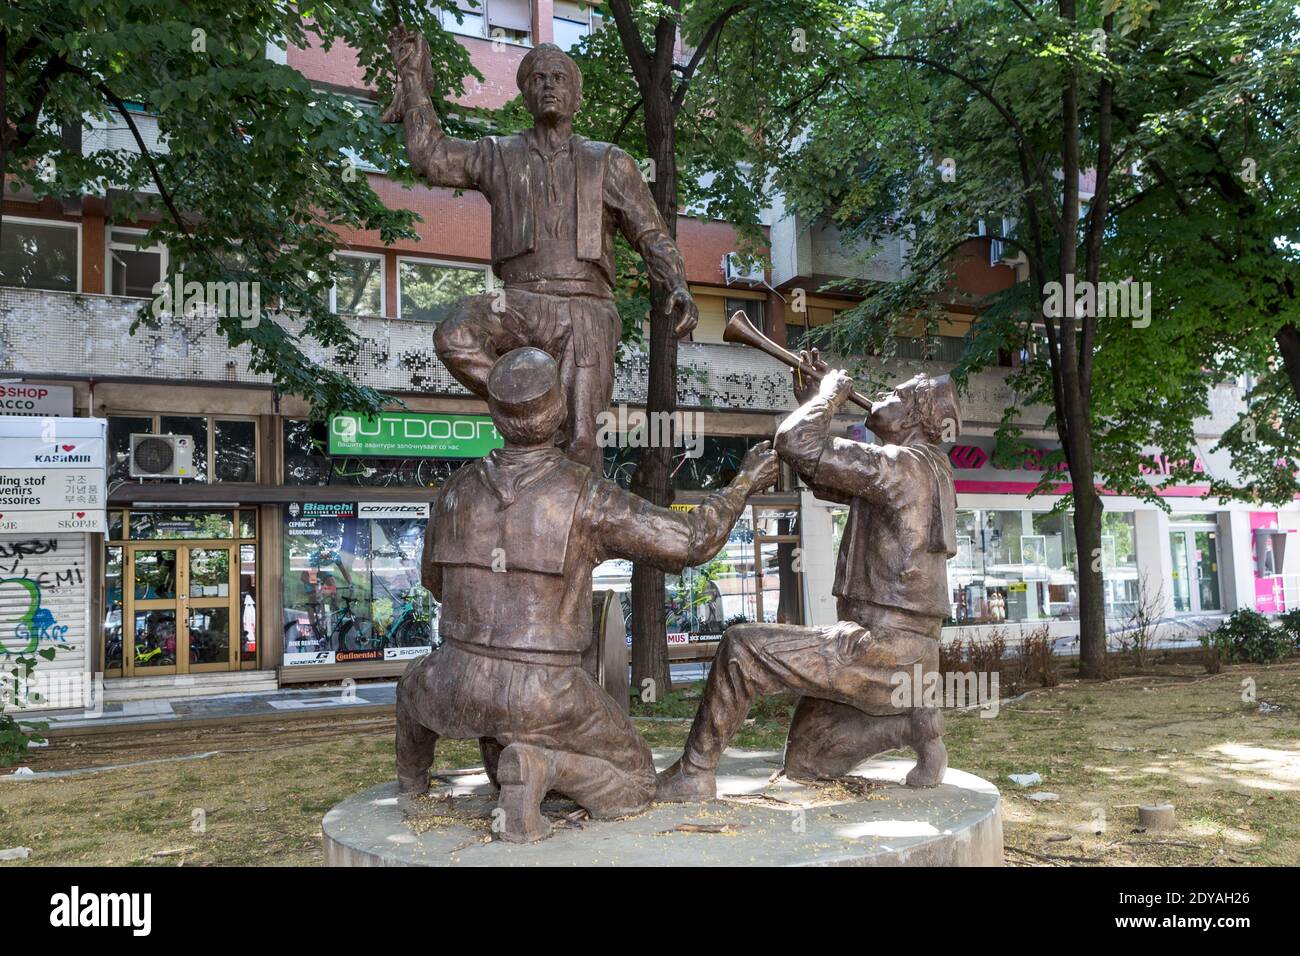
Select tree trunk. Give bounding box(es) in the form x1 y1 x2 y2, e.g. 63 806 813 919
1276 322 1300 403
628 93 678 702
1073 485 1107 678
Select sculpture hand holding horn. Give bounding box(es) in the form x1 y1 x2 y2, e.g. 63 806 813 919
722 310 874 411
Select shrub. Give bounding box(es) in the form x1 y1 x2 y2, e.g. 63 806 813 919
1018 626 1060 687
1210 609 1292 666
1278 608 1300 650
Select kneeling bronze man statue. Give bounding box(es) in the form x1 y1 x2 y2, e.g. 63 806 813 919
657 359 960 800
398 347 778 842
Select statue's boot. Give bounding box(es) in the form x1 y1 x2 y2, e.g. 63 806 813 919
783 698 908 781
904 706 947 788
495 743 557 844
654 755 716 803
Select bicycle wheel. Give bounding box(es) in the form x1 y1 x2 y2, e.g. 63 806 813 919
395 618 432 647
285 454 327 486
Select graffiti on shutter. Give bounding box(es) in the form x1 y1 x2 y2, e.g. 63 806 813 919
0 533 88 679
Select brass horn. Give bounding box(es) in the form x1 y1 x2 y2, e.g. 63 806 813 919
722 310 873 411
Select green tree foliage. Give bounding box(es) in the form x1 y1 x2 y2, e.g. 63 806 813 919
2 1 479 417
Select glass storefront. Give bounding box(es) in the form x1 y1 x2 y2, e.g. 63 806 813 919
104 508 258 675
941 507 1138 625
281 502 437 667
594 501 803 649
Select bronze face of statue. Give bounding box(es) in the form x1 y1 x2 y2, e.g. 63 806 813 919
397 348 777 842
656 360 961 802
385 30 699 470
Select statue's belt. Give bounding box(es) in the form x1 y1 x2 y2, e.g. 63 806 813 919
442 631 584 667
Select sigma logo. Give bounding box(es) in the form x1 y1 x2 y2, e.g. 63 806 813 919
50 886 152 936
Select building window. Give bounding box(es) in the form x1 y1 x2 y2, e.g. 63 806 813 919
554 1 601 50
397 258 489 322
0 218 79 292
107 228 166 298
895 335 965 364
785 303 834 353
332 252 384 316
441 0 532 45
107 414 257 484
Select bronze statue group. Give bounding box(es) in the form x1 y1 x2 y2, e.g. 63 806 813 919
386 32 961 843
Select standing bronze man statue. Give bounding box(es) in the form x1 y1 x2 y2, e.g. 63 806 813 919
398 348 777 843
385 28 698 470
657 357 961 801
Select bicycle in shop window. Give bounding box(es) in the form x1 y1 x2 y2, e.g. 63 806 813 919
343 583 440 652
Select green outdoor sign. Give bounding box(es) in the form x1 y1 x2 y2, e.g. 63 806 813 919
329 412 503 459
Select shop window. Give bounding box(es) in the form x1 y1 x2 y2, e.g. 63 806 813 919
0 218 79 292
282 418 463 489
129 510 235 540
603 435 756 492
398 259 488 323
595 502 802 646
282 505 438 664
108 228 166 298
947 508 1138 626
240 543 257 663
332 253 384 316
107 414 256 483
105 546 124 672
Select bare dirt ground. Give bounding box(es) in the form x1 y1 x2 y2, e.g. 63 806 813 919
0 658 1296 866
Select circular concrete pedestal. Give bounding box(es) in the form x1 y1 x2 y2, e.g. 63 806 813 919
323 749 1003 867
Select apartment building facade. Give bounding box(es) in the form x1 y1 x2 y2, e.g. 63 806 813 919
2 2 1294 706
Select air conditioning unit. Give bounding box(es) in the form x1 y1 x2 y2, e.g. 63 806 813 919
722 252 765 286
130 434 196 479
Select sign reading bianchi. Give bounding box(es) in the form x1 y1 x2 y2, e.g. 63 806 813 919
329 412 503 459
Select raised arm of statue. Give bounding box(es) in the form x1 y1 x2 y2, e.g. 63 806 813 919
606 148 698 338
382 26 483 191
775 368 890 504
591 442 779 572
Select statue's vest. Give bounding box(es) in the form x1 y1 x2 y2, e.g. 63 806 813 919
429 457 591 652
483 135 614 284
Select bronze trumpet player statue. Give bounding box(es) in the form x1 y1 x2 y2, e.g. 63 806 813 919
658 316 961 800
